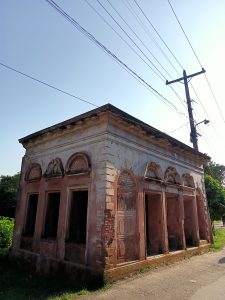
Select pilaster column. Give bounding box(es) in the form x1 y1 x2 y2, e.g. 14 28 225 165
178 191 186 250
161 190 169 253
32 185 45 252
138 182 146 260
192 196 200 246
56 186 67 260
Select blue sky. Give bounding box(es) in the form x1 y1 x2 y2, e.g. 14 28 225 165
1 0 225 175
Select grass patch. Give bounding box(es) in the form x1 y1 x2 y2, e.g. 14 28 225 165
211 227 225 251
0 251 109 300
213 220 222 225
0 216 110 299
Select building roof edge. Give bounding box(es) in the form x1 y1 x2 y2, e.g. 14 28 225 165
19 103 210 161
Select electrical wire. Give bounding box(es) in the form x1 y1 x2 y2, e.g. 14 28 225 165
45 0 185 115
0 62 99 108
133 0 225 148
133 0 183 70
95 0 166 81
167 0 202 68
167 0 225 124
130 0 225 154
43 0 223 155
204 74 225 123
197 127 216 156
87 0 186 111
105 0 172 80
168 122 188 134
1 60 190 141
190 82 223 141
131 0 199 108
84 0 166 82
123 0 181 77
104 0 186 109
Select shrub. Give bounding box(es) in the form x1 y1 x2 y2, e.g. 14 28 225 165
0 217 14 249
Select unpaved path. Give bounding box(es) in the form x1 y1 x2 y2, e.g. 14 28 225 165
82 248 225 300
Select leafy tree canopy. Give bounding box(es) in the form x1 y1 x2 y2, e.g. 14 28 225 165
204 161 225 186
0 173 20 218
204 173 225 221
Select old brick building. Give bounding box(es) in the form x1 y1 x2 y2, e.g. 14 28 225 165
11 104 212 282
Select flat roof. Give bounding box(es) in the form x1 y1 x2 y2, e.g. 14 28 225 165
19 103 210 160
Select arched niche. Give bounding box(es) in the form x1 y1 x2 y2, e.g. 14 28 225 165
164 166 181 185
182 173 195 188
43 158 64 179
118 170 136 191
65 153 91 176
144 162 163 181
25 163 42 182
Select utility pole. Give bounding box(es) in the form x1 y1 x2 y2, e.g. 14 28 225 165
166 68 206 151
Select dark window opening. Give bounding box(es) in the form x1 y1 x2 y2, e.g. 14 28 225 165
68 191 88 244
43 192 60 239
184 198 196 247
196 197 207 240
145 194 163 256
166 196 182 251
145 196 150 254
23 194 38 237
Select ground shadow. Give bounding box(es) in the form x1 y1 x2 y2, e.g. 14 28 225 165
218 257 225 264
0 255 105 300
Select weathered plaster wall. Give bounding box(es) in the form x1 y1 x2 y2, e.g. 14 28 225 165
101 120 210 266
12 119 112 272
11 112 211 282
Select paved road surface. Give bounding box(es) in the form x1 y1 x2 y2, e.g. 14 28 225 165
82 248 225 300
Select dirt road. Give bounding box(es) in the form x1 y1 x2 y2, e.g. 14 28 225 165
82 248 225 300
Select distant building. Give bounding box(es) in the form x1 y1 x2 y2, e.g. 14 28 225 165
11 104 212 283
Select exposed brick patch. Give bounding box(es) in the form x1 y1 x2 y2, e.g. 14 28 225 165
103 209 115 249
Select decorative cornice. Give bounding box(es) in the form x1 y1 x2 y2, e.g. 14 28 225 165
19 103 210 163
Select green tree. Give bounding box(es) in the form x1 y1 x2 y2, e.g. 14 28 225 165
204 174 225 221
0 217 14 249
0 173 20 218
204 161 225 186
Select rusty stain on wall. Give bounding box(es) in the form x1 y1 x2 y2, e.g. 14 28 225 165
11 104 212 283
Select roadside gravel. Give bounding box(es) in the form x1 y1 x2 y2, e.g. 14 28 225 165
81 248 225 300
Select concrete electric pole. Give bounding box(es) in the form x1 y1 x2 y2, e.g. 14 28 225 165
166 69 206 151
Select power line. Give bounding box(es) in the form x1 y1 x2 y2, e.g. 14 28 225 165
95 0 166 81
133 0 183 70
123 0 181 76
45 0 185 115
131 0 202 108
167 0 202 68
129 0 188 108
190 82 209 119
167 0 225 124
0 62 99 108
129 0 225 153
105 0 186 109
204 74 225 123
133 0 205 116
91 0 186 111
197 127 217 157
134 0 225 146
105 0 172 80
168 122 188 134
84 0 165 82
1 60 189 138
0 60 174 116
189 82 222 141
166 69 206 150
